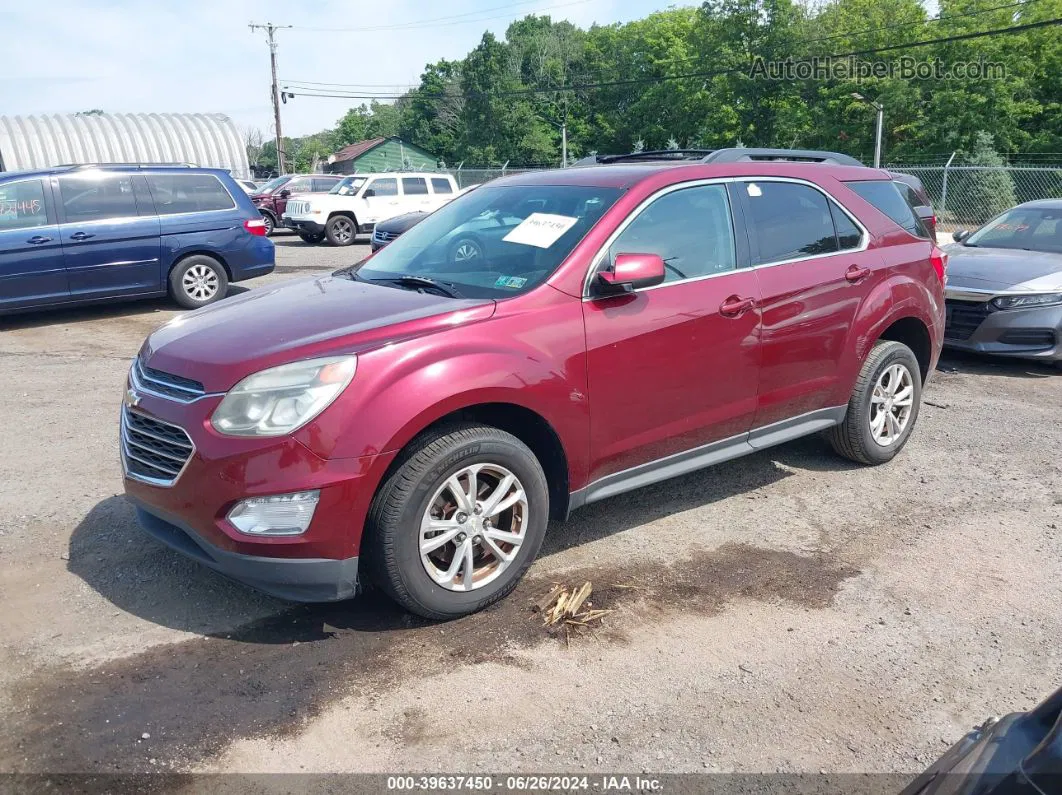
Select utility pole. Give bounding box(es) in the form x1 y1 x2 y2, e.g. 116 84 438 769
249 22 292 175
851 92 885 168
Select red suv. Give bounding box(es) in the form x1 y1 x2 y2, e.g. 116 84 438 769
122 149 946 619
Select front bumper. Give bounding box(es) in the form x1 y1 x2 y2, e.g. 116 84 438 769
133 503 359 601
944 297 1062 362
283 216 325 235
121 386 395 601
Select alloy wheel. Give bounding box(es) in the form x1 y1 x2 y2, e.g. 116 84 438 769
869 363 914 446
452 240 480 263
181 263 220 302
419 463 528 592
331 218 354 244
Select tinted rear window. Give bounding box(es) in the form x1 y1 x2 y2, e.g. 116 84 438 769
402 177 428 195
847 180 929 238
431 177 453 194
743 181 839 263
145 174 236 215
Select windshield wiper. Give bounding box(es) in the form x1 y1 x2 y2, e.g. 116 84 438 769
390 275 464 299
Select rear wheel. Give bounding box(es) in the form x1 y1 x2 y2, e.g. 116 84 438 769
365 424 549 620
169 255 228 310
326 215 357 246
298 231 326 244
259 211 276 236
827 340 922 465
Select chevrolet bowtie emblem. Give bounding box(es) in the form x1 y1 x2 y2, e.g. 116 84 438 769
124 388 141 409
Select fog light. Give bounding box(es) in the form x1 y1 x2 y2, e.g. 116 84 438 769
227 491 320 536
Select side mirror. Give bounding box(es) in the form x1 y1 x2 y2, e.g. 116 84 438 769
953 229 970 242
278 188 291 198
362 189 376 199
595 253 666 295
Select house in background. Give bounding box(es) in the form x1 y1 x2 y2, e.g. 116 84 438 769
327 136 439 174
0 112 249 178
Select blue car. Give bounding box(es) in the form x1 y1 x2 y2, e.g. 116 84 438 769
0 164 275 314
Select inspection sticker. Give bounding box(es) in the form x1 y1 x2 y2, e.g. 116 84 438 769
494 275 528 288
502 212 579 248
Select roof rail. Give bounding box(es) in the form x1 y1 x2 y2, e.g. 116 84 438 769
56 162 199 170
574 147 866 168
701 148 864 166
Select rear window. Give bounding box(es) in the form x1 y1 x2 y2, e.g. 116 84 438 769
431 177 453 195
847 180 929 238
145 174 235 215
402 177 428 195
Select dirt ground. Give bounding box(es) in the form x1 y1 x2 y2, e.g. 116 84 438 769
1 231 1060 784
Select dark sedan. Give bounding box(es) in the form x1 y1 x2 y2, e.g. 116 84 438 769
943 200 1062 366
370 211 428 252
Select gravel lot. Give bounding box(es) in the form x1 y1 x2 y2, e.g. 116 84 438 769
1 231 1060 783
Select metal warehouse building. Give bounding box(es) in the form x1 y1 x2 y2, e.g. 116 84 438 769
0 112 249 178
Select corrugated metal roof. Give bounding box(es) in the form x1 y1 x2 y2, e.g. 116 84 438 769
0 112 249 178
331 137 387 163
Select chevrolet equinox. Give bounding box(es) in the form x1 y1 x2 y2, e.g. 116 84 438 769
122 149 946 619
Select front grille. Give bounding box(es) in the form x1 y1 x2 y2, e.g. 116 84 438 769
132 358 205 402
286 200 310 216
945 299 992 341
121 408 194 485
373 229 400 243
998 329 1056 348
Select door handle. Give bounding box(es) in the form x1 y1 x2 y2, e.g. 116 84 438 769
719 295 756 317
69 231 95 241
27 235 52 245
845 264 870 283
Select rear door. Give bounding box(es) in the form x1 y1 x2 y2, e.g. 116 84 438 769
582 181 761 483
55 172 163 300
401 177 433 214
0 177 68 311
737 178 880 432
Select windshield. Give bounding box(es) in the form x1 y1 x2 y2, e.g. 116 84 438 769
966 207 1062 253
355 184 622 298
256 176 288 194
331 176 368 196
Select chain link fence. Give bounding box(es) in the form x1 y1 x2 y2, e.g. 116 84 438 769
883 163 1062 233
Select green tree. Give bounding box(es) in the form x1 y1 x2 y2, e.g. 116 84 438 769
956 131 1017 224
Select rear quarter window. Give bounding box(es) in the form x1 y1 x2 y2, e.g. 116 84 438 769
846 180 929 238
145 174 236 215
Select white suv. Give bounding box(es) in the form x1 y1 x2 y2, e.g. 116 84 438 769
283 172 460 246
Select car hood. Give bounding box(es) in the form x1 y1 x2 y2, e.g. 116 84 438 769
943 244 1062 295
376 211 428 233
141 276 496 392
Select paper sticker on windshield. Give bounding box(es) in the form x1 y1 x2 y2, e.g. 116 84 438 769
494 275 527 289
502 213 579 249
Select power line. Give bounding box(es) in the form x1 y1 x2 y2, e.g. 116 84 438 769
281 17 1062 102
286 0 590 33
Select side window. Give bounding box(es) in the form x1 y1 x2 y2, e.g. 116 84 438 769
846 180 929 238
58 174 138 223
430 177 453 195
0 180 49 231
402 177 428 195
284 178 312 193
144 174 235 215
367 178 398 197
743 181 839 264
831 204 864 250
607 184 736 284
313 177 340 192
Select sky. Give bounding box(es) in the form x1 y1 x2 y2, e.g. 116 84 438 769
1 0 672 139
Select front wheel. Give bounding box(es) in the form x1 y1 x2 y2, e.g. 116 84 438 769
298 231 326 244
325 215 357 246
168 255 228 310
365 424 549 620
827 340 922 465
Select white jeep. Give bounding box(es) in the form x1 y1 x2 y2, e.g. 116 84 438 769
282 172 460 246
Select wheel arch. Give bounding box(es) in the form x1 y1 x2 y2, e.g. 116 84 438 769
169 249 232 281
374 401 572 522
876 315 932 382
327 210 359 226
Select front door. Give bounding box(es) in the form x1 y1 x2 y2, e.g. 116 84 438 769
735 179 883 429
56 173 162 299
0 178 68 312
582 182 762 484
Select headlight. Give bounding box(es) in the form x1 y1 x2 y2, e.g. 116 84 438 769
211 355 356 437
991 293 1062 310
